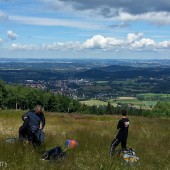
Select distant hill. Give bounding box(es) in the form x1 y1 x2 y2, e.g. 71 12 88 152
95 65 134 72
74 69 111 79
75 65 170 80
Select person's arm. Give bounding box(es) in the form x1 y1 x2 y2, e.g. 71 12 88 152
40 113 45 130
22 111 30 121
117 120 122 129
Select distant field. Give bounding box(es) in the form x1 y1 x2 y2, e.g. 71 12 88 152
116 97 137 100
111 80 136 85
80 99 108 106
143 101 158 106
81 97 158 109
0 110 169 169
96 81 109 84
138 93 170 100
111 97 143 106
138 93 170 97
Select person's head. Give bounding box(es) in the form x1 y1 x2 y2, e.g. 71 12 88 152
121 110 127 117
35 105 43 114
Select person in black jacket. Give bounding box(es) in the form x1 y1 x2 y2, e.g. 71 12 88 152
19 105 45 145
110 110 129 156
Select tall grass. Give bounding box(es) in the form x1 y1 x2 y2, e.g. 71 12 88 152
0 110 169 169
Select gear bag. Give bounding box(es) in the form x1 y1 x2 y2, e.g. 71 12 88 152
42 146 66 161
36 129 45 144
122 148 139 164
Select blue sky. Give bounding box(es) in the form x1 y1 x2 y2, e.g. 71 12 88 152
0 0 170 59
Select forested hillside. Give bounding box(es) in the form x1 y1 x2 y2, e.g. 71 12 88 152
0 80 170 116
0 80 80 113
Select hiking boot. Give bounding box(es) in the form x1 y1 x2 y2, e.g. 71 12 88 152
122 148 127 151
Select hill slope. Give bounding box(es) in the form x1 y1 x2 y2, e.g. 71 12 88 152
0 110 169 170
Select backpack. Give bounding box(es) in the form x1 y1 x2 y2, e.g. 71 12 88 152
42 146 66 161
35 129 45 144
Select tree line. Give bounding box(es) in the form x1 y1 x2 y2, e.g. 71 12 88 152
0 80 79 112
0 80 169 117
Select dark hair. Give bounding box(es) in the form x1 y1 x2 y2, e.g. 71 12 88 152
121 110 127 116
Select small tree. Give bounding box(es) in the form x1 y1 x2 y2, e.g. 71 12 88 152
106 102 114 114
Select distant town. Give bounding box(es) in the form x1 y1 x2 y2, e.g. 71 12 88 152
20 74 170 101
22 79 91 99
1 58 170 101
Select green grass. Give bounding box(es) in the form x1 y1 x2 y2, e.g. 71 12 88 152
81 97 158 109
96 81 109 84
138 93 170 97
80 99 108 106
109 99 143 104
138 93 170 101
111 79 136 85
143 101 158 106
0 110 170 169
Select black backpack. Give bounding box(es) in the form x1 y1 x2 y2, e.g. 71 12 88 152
42 146 66 161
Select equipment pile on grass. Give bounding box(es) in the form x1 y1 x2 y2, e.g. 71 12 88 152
42 139 78 162
117 148 139 166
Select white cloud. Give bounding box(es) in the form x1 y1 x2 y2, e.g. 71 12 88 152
83 35 107 49
131 38 156 48
0 11 7 21
43 33 170 51
42 41 81 50
82 35 124 49
9 33 170 52
7 30 18 40
158 41 170 48
127 33 143 43
116 11 170 25
139 12 170 25
9 15 99 29
11 43 38 50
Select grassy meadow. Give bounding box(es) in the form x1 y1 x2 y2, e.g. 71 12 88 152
80 99 109 106
81 93 170 109
0 110 170 170
81 98 157 109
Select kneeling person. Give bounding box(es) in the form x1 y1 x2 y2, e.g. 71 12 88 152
19 105 45 145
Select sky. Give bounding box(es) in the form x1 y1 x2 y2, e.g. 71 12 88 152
0 0 170 59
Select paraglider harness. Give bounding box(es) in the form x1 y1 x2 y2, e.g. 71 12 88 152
42 139 78 161
42 146 66 161
27 128 45 146
20 112 45 146
116 148 139 165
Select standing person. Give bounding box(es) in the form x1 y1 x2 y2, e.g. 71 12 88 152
110 110 129 156
19 105 45 145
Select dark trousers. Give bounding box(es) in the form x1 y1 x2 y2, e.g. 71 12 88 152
31 133 41 146
110 138 127 156
19 120 41 146
19 120 29 140
19 120 36 143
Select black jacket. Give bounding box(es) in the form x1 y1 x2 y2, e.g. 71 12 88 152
22 110 45 133
116 117 129 140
